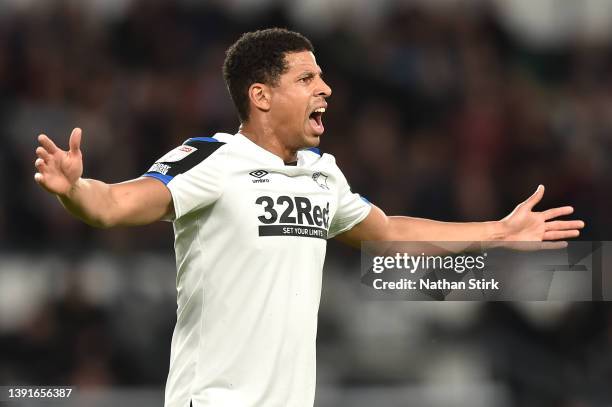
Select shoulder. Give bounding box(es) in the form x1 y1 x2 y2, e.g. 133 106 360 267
173 132 238 162
178 137 227 163
144 133 233 184
299 149 346 183
164 135 229 169
298 147 338 167
181 133 233 156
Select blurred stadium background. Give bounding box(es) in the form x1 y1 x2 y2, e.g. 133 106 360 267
1 0 611 406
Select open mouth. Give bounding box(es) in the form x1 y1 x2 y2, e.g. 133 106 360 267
309 107 326 135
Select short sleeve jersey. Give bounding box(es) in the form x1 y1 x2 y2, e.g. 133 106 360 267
143 132 371 407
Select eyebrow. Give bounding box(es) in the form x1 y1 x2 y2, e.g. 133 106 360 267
298 69 324 78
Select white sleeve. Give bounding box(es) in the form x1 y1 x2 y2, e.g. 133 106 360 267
327 165 371 239
142 138 227 219
166 155 225 219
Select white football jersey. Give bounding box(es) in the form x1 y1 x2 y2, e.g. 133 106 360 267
143 132 371 407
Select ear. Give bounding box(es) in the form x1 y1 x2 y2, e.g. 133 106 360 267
248 83 271 113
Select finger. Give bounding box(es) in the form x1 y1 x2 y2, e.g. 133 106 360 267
543 230 580 240
542 206 574 220
69 128 82 154
545 220 585 231
34 158 46 169
34 172 44 184
35 146 51 161
524 184 545 210
38 134 59 154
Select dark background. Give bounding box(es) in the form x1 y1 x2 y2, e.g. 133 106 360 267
0 0 611 406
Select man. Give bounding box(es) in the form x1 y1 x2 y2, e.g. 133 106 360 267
33 28 583 407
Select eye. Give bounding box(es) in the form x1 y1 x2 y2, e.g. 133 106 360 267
299 75 313 83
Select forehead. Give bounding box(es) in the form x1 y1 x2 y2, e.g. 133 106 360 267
283 51 320 73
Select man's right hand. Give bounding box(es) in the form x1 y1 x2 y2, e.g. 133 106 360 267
33 127 172 227
34 127 83 196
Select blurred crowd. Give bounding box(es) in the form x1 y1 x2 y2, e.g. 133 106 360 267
0 1 611 406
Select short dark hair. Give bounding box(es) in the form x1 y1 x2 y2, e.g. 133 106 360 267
222 28 314 123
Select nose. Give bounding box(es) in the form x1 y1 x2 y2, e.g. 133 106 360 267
316 77 332 98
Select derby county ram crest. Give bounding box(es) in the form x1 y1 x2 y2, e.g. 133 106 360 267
312 172 329 190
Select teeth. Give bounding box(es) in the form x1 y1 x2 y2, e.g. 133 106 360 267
314 107 326 113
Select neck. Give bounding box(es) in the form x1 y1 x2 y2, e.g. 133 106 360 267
239 121 298 163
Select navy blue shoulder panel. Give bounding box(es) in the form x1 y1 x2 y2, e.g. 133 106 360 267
143 137 225 184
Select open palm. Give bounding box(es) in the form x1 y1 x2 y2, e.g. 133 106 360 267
502 185 584 243
34 128 83 196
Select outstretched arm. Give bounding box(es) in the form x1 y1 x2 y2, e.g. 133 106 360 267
34 128 173 228
336 185 584 247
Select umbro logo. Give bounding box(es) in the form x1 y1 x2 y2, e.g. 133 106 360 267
250 170 270 183
250 170 268 178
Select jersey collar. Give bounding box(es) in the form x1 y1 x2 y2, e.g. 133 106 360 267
235 132 303 167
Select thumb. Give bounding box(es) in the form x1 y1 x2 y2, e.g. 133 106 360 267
524 184 544 210
69 127 82 154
